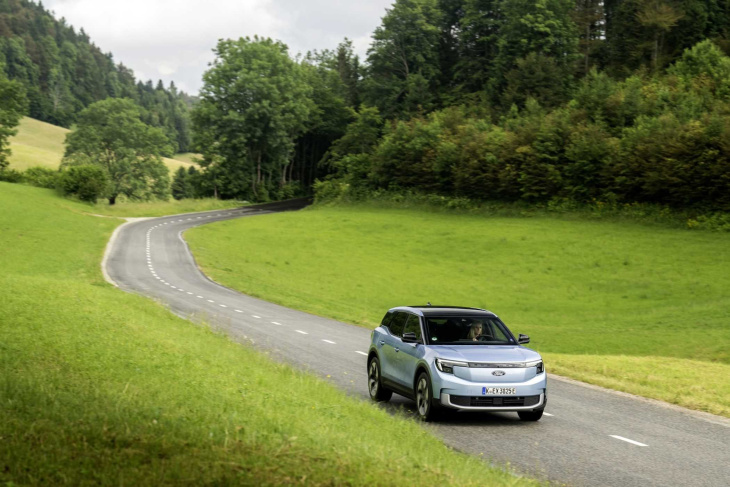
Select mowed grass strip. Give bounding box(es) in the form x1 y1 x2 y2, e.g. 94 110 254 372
8 116 198 174
0 183 536 486
59 196 247 218
185 205 730 417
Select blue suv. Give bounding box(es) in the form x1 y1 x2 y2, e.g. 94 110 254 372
367 306 546 421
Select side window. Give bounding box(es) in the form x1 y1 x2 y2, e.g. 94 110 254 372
388 312 408 337
403 314 422 341
380 311 394 328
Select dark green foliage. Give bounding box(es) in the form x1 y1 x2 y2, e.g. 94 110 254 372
22 165 58 188
319 40 730 212
171 166 194 200
362 0 443 119
59 164 110 202
0 0 192 151
0 69 27 170
62 98 171 204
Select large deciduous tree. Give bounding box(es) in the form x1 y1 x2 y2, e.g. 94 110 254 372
192 37 313 201
62 98 171 204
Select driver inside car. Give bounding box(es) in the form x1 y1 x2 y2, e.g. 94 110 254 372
467 321 483 341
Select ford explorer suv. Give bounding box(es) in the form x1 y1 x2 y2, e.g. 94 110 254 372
367 306 546 421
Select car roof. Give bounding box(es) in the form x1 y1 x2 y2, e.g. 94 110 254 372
390 305 497 318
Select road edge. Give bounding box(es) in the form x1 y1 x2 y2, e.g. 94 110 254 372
101 217 150 287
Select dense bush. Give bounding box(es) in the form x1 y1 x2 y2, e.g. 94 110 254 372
59 165 110 203
22 166 60 189
321 40 730 212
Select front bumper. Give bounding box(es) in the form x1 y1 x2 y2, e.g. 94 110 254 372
433 367 547 411
440 392 545 411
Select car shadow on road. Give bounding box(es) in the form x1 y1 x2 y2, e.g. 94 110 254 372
383 395 532 427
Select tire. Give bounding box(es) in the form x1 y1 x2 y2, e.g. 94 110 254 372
415 372 442 422
518 409 544 421
368 357 392 402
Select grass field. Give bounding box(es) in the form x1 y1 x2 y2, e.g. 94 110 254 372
185 204 730 417
0 182 537 486
8 117 198 173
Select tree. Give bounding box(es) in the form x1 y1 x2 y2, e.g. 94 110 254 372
192 37 313 200
0 70 27 171
636 0 684 70
362 0 443 119
62 98 172 204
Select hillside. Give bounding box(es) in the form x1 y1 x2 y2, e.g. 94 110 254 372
8 116 198 173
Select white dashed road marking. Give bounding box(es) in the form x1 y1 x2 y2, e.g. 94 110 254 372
271 321 282 325
197 295 203 298
322 340 336 344
220 304 227 308
355 351 368 356
295 330 308 335
252 315 261 319
544 412 554 417
234 309 243 313
610 435 648 447
207 299 215 303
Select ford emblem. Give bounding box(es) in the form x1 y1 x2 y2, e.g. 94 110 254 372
492 370 506 376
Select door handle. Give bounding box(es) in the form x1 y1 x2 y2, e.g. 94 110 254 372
394 348 400 353
379 340 385 345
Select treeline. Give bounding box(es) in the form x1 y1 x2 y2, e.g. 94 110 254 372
314 0 730 211
0 0 192 153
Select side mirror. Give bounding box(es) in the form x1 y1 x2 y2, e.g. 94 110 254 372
518 334 530 344
402 332 420 344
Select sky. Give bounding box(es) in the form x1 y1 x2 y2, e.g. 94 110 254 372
42 0 394 95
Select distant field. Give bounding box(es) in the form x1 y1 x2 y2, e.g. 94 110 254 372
186 204 730 417
0 183 536 485
7 117 199 173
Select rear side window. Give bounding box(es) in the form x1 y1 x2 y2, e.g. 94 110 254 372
388 312 408 337
380 311 394 328
403 314 422 341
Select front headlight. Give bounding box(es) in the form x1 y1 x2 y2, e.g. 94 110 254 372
526 360 544 374
435 358 469 374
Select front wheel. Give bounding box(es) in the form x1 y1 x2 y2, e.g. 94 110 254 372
518 409 544 421
368 357 392 402
415 372 442 421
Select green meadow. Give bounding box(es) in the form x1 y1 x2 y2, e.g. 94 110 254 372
0 182 536 486
186 204 730 417
8 116 199 173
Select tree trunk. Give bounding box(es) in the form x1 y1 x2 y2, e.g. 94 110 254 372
108 195 117 205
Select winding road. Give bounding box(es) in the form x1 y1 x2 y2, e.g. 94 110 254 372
104 200 730 487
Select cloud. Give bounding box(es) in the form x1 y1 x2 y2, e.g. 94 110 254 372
43 0 392 94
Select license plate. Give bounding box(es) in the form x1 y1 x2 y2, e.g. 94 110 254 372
482 387 516 395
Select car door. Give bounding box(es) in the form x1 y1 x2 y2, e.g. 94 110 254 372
380 311 407 383
396 313 425 388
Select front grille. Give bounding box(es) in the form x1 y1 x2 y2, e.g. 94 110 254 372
449 395 541 408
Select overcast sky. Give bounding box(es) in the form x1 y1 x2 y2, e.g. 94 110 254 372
42 0 394 95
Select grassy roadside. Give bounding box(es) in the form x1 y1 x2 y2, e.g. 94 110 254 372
0 182 538 485
185 204 730 417
58 196 246 218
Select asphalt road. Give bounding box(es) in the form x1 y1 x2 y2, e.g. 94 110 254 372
105 200 730 487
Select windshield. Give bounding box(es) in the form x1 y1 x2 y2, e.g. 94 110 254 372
424 316 516 345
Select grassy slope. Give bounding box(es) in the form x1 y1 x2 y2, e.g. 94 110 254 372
185 205 730 417
0 183 535 486
8 116 196 173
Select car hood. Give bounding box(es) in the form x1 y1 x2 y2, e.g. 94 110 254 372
428 345 541 363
